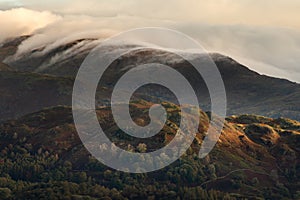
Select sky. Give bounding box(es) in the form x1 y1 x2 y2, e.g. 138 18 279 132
0 0 300 82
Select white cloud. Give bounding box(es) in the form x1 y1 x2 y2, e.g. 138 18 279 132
15 0 300 29
0 8 61 42
14 13 174 56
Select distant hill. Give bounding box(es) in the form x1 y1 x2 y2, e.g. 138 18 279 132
0 36 299 121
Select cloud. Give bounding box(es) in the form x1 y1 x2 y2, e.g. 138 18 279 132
0 5 299 83
0 0 22 10
13 13 175 56
0 8 61 42
15 0 300 30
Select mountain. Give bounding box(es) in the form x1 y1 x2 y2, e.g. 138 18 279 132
0 36 299 199
0 104 299 199
0 36 299 121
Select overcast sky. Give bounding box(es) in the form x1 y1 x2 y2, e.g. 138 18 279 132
0 0 300 82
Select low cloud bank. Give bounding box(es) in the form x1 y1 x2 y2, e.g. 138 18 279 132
1 8 300 82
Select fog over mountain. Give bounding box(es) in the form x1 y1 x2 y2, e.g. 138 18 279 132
0 5 300 82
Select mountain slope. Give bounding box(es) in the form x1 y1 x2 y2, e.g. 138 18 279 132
211 53 300 119
0 70 73 121
0 35 30 62
1 36 299 121
0 62 13 72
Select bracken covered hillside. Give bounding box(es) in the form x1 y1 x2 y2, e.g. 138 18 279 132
0 103 299 199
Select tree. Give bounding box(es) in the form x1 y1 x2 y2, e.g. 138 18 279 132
137 143 147 153
0 188 11 199
63 161 73 171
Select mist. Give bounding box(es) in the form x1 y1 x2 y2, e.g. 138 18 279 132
1 7 300 83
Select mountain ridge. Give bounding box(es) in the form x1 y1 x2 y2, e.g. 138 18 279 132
0 36 299 122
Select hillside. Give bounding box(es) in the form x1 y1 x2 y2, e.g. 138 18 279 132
0 62 13 72
0 36 30 62
0 70 73 121
1 36 299 121
0 104 299 199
